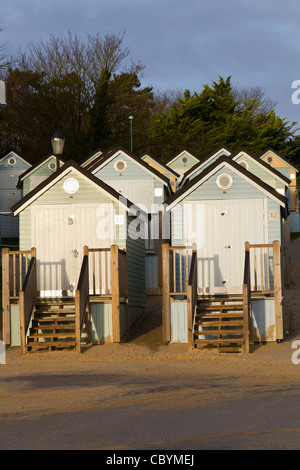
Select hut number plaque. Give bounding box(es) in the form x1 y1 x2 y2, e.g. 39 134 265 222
269 211 279 220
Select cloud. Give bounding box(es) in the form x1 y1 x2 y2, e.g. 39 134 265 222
1 0 300 128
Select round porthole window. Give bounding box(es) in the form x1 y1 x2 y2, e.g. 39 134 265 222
181 156 188 164
239 160 249 170
114 160 127 173
63 178 79 194
8 157 16 166
217 173 233 190
267 156 273 163
48 161 57 171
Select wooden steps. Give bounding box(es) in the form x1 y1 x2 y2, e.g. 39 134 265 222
26 297 77 352
193 295 248 353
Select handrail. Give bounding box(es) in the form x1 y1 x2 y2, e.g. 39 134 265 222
187 248 198 351
75 253 89 352
19 257 37 355
242 247 251 353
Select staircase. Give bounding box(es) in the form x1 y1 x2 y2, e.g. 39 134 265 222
193 295 248 352
26 297 77 352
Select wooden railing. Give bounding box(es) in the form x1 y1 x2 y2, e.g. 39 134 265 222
245 240 283 341
75 247 90 353
162 243 194 342
187 247 198 351
85 245 128 344
87 247 111 296
2 247 35 345
242 247 251 353
19 256 37 355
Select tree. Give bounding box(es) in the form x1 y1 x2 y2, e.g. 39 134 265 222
0 32 148 162
149 76 297 162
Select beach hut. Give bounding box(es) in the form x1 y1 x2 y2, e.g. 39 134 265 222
3 160 147 353
141 154 179 193
0 151 31 239
161 156 288 351
260 149 298 210
85 147 173 295
17 154 66 197
165 150 199 178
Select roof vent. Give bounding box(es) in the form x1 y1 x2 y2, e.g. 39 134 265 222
217 173 233 190
8 157 16 166
114 160 127 173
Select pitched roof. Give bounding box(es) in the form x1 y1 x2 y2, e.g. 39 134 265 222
11 160 146 216
16 154 67 189
165 150 200 166
86 146 172 188
165 156 288 215
180 145 232 184
259 148 298 172
230 147 291 185
0 150 32 167
141 154 180 178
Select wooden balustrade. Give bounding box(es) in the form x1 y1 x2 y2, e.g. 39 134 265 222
75 248 90 353
2 247 35 345
19 255 37 355
187 246 198 351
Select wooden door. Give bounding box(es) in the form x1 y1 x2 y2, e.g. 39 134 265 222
32 203 113 297
184 199 265 294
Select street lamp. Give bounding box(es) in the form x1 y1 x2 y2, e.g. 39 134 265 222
129 116 133 153
51 131 65 170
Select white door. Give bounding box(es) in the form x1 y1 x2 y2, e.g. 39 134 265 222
32 203 113 297
184 199 266 294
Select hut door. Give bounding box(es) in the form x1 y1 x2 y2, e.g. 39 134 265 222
186 199 265 294
32 203 113 297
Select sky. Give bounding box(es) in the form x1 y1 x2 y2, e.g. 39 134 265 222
1 0 300 133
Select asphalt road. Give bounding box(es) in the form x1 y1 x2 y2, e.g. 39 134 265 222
1 350 300 451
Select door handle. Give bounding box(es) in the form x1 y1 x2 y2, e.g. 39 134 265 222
72 249 79 258
225 245 232 249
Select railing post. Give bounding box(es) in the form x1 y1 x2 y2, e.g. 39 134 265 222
111 245 120 343
242 283 250 353
273 240 283 341
1 248 10 345
162 243 170 343
19 291 26 355
75 289 81 353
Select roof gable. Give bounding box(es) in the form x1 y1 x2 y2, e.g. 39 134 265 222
17 154 66 188
11 160 139 216
180 145 232 185
166 150 199 169
231 148 290 186
260 149 298 172
88 147 171 187
0 151 31 170
166 156 288 212
141 154 180 178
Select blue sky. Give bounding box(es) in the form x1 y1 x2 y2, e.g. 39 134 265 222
2 0 300 133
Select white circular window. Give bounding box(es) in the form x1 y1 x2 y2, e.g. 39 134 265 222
267 156 273 163
217 173 233 190
239 160 249 170
63 178 79 194
8 157 16 166
48 161 57 171
114 160 127 173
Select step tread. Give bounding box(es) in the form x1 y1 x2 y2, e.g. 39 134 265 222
195 313 244 319
28 332 76 339
26 341 76 349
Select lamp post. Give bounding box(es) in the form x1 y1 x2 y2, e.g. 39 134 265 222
51 131 65 171
129 116 133 153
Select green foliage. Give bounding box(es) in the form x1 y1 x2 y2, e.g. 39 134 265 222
150 76 297 163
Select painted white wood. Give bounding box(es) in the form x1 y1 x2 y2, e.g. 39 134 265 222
32 203 113 297
184 199 265 294
107 178 154 212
